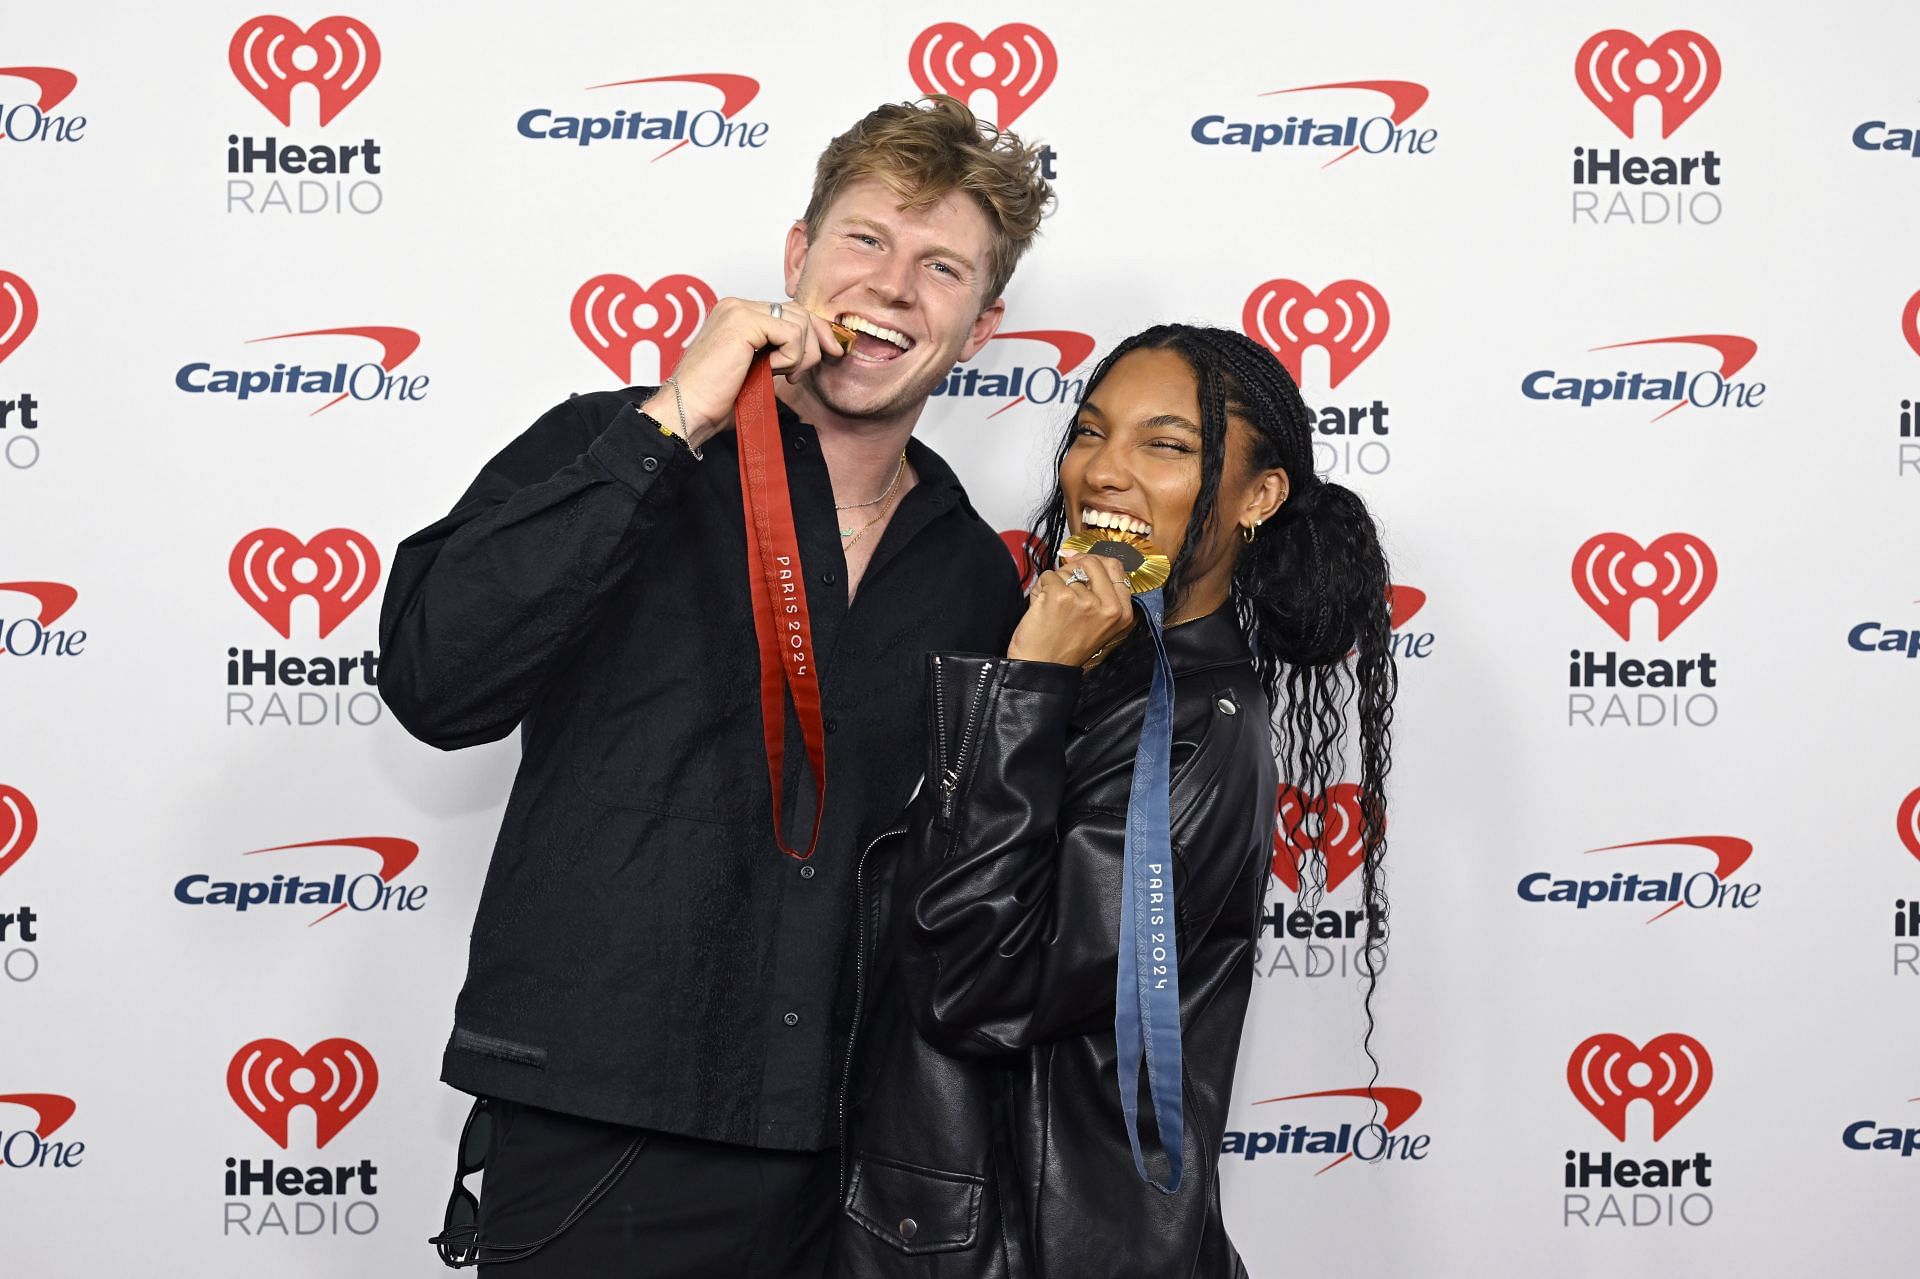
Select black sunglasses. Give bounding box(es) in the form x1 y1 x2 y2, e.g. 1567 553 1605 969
430 1097 496 1267
427 1097 648 1269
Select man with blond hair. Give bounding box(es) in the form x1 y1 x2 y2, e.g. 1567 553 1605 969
380 97 1053 1274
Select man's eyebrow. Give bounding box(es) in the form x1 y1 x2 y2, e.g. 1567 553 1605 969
839 216 978 273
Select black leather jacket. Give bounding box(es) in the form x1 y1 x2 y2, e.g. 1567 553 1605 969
834 607 1278 1278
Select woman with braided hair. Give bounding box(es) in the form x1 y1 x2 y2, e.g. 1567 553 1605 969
832 323 1396 1277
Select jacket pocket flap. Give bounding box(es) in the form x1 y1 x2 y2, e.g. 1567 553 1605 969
845 1152 984 1254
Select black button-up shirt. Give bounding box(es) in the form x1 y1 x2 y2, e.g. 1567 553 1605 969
379 387 1023 1149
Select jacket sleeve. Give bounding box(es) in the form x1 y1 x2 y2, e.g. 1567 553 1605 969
893 652 1134 1056
377 394 694 748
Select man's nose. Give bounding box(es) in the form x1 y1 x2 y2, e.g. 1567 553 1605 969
866 251 917 307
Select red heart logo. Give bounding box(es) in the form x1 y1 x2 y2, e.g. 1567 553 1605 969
229 15 381 127
229 528 382 640
228 1037 378 1149
1898 787 1920 863
1571 532 1716 642
1567 1032 1712 1141
1902 290 1920 362
1574 29 1720 140
1243 279 1389 390
0 785 38 881
908 23 1058 128
0 271 39 367
1272 783 1371 894
570 273 716 384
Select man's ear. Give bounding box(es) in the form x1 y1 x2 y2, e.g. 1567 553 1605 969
957 295 1006 362
782 220 810 298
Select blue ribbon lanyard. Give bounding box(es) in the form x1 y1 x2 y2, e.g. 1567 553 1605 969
1113 587 1185 1193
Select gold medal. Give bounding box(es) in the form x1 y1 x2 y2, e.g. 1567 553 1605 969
1059 528 1171 594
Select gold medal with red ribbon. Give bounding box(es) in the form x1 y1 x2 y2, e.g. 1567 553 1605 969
735 352 830 859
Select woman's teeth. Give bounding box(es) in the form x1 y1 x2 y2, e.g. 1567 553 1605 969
835 314 912 350
1080 507 1151 537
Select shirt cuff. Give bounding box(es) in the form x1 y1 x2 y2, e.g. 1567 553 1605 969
588 404 688 495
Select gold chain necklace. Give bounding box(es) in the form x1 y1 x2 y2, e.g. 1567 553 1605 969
836 451 907 530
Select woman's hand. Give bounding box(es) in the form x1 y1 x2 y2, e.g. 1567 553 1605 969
1006 551 1136 667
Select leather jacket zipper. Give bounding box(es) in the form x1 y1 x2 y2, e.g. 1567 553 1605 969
936 658 995 820
838 661 990 1205
838 817 908 1207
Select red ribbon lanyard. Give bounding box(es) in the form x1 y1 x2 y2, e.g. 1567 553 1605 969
735 352 829 860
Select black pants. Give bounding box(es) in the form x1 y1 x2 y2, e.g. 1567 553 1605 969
467 1098 837 1277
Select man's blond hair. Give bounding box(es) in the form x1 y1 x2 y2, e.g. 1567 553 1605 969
803 96 1054 304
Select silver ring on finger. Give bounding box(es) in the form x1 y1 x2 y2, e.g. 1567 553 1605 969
769 300 783 321
1065 566 1090 586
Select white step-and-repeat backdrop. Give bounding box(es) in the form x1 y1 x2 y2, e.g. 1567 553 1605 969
5 2 1918 1274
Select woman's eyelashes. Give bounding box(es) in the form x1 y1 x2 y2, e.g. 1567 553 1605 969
1068 423 1194 454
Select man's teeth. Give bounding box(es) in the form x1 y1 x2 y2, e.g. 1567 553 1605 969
1081 507 1151 536
837 314 912 350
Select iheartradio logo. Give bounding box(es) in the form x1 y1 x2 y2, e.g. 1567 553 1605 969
229 15 380 127
999 531 1046 591
0 784 37 880
1898 787 1920 863
1272 783 1371 895
1243 279 1388 390
1903 290 1920 362
228 1037 377 1149
1572 532 1716 642
908 23 1057 129
571 273 715 383
1575 30 1720 140
229 528 381 640
0 270 38 366
1568 1033 1712 1141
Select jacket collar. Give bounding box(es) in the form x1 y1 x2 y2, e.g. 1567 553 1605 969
1161 602 1254 675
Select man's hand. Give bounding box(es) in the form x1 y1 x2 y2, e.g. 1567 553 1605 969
1006 551 1136 668
639 298 847 449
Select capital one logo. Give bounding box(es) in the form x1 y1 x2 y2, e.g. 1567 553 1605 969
0 1094 77 1166
229 15 380 126
0 784 36 880
0 270 38 366
1272 783 1372 894
1242 1087 1426 1174
0 581 80 657
1243 279 1388 390
1265 81 1431 167
1572 533 1716 642
228 1038 377 1148
1390 586 1426 630
1568 1033 1712 1141
572 273 715 383
944 328 1096 417
1575 30 1720 139
908 23 1056 128
229 529 381 639
0 65 77 118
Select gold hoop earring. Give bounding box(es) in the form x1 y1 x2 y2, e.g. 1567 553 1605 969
1242 520 1259 544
